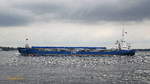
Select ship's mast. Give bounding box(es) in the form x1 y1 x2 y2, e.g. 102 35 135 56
121 28 131 50
121 28 126 49
115 28 131 50
122 28 125 41
25 38 30 48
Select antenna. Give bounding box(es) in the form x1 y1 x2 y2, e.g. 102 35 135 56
122 25 127 41
122 28 124 38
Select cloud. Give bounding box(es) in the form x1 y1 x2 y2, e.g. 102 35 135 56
1 0 150 26
0 10 33 27
0 0 34 27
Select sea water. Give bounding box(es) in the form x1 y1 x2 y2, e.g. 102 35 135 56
0 50 150 84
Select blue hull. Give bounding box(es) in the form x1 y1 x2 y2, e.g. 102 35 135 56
18 48 135 56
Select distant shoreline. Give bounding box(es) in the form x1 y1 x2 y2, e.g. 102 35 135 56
0 47 17 51
133 49 150 51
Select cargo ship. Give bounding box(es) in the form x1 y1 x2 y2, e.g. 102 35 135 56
18 30 135 56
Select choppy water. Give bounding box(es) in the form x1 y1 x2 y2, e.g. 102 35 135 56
0 50 150 84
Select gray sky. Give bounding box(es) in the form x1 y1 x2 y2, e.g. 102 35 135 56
0 0 150 48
